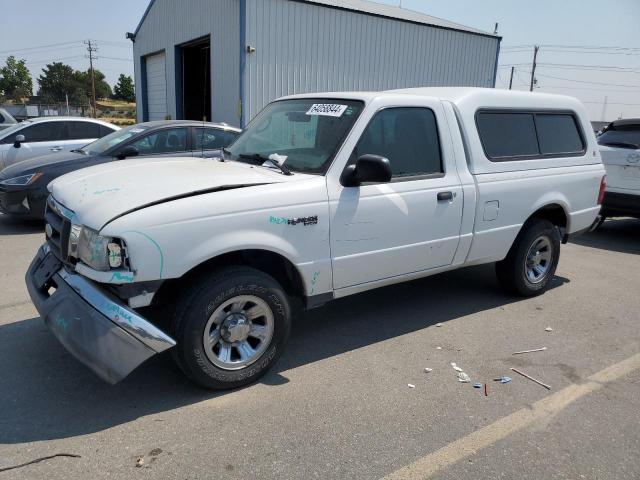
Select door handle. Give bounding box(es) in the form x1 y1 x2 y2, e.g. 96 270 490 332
50 147 62 152
437 191 454 202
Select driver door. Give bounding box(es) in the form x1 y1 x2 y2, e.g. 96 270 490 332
327 98 463 290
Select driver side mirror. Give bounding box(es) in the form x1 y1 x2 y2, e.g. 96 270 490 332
340 154 392 187
116 145 139 160
13 134 25 148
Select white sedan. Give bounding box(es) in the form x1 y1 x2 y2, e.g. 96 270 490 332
0 117 119 170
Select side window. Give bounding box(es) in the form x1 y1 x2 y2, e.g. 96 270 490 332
476 112 539 159
130 128 187 155
99 125 117 137
477 110 585 160
16 122 66 143
535 114 584 155
67 121 101 140
193 128 239 150
353 107 442 178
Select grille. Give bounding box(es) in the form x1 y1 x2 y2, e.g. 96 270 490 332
44 196 73 264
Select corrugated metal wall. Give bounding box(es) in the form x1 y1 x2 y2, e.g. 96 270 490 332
244 0 499 120
133 0 240 125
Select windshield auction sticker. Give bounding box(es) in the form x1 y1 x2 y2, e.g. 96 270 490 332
306 104 348 117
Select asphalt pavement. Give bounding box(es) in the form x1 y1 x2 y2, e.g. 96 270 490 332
0 214 638 479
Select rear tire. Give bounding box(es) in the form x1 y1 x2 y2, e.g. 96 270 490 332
171 266 291 390
495 219 561 297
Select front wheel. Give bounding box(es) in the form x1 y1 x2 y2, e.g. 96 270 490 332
171 266 291 390
495 219 561 297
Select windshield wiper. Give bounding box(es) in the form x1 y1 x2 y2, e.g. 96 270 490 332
600 141 640 150
237 153 292 176
220 147 231 162
70 148 88 155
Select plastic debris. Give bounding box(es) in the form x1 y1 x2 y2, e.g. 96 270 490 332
135 457 145 468
493 376 512 384
408 383 416 388
473 383 482 388
436 346 442 350
450 362 464 372
457 372 471 383
510 367 551 390
513 347 547 355
424 368 433 373
435 323 443 327
545 327 553 332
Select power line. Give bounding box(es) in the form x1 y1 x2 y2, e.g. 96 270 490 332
0 40 84 55
98 56 134 62
535 72 638 88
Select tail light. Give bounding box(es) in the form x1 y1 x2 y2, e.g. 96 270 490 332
597 175 606 205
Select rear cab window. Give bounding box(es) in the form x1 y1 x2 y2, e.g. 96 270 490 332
476 110 586 161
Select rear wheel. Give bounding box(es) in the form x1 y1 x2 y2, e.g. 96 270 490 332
496 219 561 297
171 266 291 390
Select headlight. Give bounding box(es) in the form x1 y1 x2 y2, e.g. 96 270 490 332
76 227 124 271
0 172 43 186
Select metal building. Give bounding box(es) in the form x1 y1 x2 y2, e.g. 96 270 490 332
130 0 501 127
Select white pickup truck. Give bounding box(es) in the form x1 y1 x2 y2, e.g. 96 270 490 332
26 88 605 389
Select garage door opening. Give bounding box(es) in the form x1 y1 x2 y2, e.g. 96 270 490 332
177 37 211 121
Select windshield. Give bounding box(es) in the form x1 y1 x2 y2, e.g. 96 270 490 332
597 126 640 149
226 99 364 174
85 125 148 155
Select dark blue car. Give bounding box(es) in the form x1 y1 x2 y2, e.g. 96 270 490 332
0 120 240 219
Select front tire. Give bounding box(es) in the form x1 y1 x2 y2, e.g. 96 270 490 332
171 266 291 390
495 219 561 297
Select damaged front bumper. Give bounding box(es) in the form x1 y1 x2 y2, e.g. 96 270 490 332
26 244 176 384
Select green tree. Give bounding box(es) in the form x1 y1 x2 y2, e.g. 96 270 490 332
37 62 76 102
74 68 112 101
0 56 33 100
113 74 135 102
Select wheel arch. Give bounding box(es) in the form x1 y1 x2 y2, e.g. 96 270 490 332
155 248 307 308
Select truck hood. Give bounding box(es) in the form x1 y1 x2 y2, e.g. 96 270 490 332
49 157 299 229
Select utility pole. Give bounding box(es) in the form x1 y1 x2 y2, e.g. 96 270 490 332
509 67 515 90
601 95 608 121
529 45 539 92
84 40 98 117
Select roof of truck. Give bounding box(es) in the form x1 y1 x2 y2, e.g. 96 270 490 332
282 87 585 110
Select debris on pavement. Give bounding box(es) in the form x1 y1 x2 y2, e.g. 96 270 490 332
493 376 512 384
424 368 433 373
473 383 482 388
408 383 416 388
484 384 488 396
435 323 443 327
436 346 442 350
457 372 471 383
450 362 464 372
136 457 145 468
0 454 81 473
513 347 547 355
511 367 552 390
545 327 553 332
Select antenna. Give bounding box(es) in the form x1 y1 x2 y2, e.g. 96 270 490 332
201 44 209 158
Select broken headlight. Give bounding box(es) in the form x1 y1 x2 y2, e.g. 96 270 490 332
76 227 124 271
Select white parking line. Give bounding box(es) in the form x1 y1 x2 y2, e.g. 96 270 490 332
382 352 640 480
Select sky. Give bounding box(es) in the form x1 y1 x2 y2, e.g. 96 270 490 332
1 0 638 121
